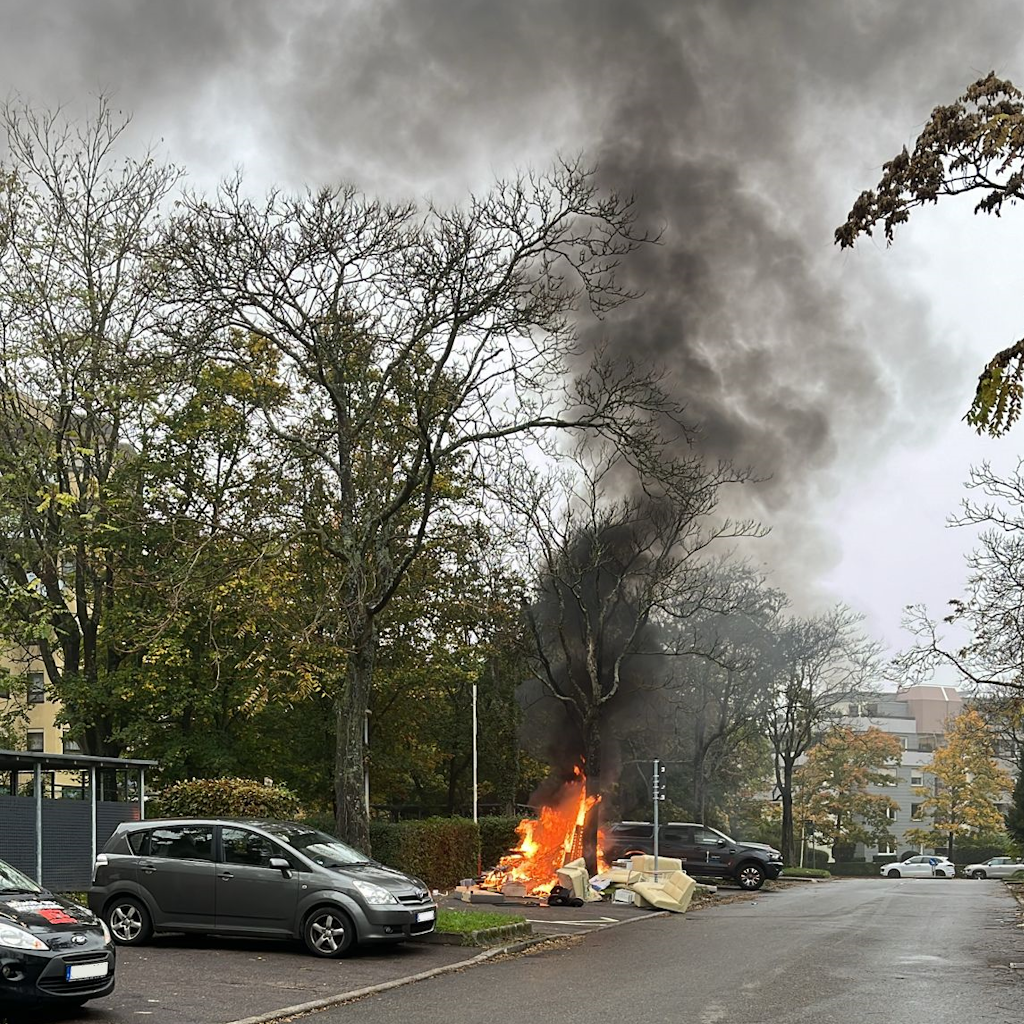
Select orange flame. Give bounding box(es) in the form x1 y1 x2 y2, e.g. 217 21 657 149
481 766 600 895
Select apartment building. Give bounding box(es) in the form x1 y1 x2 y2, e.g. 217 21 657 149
1 653 85 797
843 683 1017 858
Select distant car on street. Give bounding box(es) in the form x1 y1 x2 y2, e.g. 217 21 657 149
88 818 436 958
962 856 1024 880
880 855 955 879
0 856 114 1009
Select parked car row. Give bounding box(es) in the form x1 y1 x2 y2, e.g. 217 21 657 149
2 817 437 1010
879 855 1024 879
961 856 1024 880
880 855 957 878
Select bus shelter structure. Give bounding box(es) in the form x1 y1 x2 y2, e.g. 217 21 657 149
0 748 158 889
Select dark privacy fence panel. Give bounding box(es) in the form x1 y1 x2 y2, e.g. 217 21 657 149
0 794 140 890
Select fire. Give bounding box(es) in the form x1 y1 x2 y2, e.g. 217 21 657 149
481 766 600 895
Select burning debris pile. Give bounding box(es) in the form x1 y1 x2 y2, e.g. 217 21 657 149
455 764 698 915
471 767 601 903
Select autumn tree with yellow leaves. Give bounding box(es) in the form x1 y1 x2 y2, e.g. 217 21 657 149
905 708 1012 859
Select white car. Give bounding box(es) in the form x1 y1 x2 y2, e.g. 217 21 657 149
962 856 1024 880
880 855 956 879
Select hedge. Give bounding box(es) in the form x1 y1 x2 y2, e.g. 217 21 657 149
149 777 302 819
370 817 479 889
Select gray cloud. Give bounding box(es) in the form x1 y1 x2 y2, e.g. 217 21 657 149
3 0 1022 613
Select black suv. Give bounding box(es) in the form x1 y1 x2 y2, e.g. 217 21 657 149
602 821 783 890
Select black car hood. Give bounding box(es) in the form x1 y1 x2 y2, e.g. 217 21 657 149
0 890 107 946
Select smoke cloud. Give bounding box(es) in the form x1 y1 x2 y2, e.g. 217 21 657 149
2 0 1020 609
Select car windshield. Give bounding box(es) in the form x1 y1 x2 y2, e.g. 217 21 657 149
261 823 369 866
0 859 43 894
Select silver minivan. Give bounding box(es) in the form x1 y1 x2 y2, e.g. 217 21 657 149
87 818 436 958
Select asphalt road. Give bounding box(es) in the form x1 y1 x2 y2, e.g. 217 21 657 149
7 879 1024 1024
279 879 1024 1024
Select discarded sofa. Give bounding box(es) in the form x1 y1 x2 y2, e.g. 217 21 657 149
629 868 696 914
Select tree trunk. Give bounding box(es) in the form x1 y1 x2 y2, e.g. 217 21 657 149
581 715 603 875
779 759 796 865
334 616 374 852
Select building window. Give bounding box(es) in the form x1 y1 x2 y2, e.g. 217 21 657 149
26 731 44 752
62 736 81 754
26 672 45 704
911 803 923 820
885 806 897 820
911 773 923 787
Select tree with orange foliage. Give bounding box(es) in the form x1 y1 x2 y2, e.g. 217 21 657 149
794 726 903 861
905 708 1012 859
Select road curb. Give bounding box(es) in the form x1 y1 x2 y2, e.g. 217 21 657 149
223 911 671 1024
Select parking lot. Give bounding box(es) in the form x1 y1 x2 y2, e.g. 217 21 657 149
7 894 666 1024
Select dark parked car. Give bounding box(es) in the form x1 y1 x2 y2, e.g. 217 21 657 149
88 818 436 958
602 820 784 890
0 857 114 1008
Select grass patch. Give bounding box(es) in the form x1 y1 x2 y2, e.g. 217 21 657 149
780 867 831 879
437 908 525 934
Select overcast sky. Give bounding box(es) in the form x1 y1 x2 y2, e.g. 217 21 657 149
3 0 1023 671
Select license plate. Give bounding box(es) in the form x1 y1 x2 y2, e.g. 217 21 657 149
416 909 435 923
67 962 109 982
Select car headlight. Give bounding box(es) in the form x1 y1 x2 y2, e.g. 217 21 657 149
0 923 49 951
351 879 399 905
100 919 112 944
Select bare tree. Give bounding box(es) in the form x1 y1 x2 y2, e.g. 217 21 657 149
895 459 1024 701
165 159 678 846
662 565 785 823
505 435 763 871
761 606 881 865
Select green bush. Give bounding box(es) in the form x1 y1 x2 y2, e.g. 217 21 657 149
951 833 1017 866
369 817 479 889
781 867 830 878
478 816 522 873
150 777 302 819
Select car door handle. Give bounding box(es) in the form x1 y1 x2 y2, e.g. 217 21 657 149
139 861 155 874
219 872 234 880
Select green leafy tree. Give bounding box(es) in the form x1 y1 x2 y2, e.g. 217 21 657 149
167 159 679 849
0 99 182 754
905 708 1013 858
368 520 527 817
794 726 903 858
835 73 1024 436
1006 766 1024 847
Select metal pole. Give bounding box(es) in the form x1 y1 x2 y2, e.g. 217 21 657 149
472 683 478 825
139 768 146 820
34 763 42 885
653 758 660 878
90 766 97 870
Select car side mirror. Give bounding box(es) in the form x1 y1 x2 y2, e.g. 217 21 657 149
717 839 727 847
269 857 292 875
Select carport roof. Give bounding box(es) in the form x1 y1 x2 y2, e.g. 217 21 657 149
0 747 158 772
